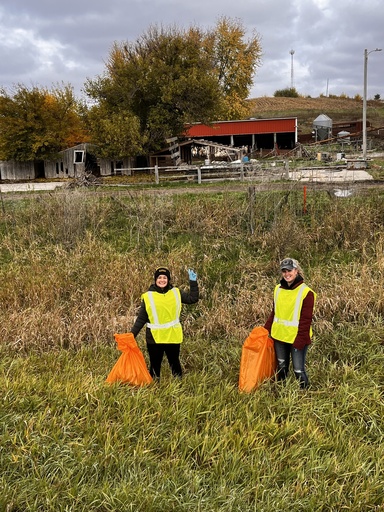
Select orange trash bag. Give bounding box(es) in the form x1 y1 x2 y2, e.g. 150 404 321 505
239 326 277 392
106 333 153 386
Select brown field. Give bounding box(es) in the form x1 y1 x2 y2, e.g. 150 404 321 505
248 95 365 113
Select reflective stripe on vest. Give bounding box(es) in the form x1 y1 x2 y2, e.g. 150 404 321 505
146 288 181 329
142 288 183 344
271 283 312 344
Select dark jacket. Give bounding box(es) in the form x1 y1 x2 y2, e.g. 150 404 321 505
130 280 199 344
264 275 315 350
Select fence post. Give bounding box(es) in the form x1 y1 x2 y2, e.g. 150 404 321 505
197 167 202 184
155 165 159 184
303 185 307 214
240 162 244 181
248 186 256 234
284 160 289 179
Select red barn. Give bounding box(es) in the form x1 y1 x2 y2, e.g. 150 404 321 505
149 117 298 167
183 117 297 151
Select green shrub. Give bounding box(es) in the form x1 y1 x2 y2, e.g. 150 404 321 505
274 87 300 98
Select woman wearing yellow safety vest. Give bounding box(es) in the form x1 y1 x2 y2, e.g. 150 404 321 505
264 258 316 389
130 267 199 379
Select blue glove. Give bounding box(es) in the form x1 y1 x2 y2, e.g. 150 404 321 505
188 269 197 281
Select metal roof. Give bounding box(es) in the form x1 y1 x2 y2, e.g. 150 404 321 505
185 117 297 137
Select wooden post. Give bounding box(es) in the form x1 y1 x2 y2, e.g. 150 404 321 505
0 189 5 214
197 167 202 184
303 185 307 214
248 186 256 234
284 160 289 179
155 165 159 184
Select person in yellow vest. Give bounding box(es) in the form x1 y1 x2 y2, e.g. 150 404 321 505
264 258 316 389
130 267 199 379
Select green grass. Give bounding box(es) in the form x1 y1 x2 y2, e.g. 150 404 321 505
0 184 383 511
2 342 384 511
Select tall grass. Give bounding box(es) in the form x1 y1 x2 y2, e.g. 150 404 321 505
0 184 383 511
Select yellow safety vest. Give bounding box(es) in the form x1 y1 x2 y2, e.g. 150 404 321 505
271 283 315 344
142 288 183 344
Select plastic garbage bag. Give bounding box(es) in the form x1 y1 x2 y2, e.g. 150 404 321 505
106 333 152 386
239 326 277 392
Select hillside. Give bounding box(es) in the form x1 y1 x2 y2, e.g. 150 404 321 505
247 96 384 134
249 96 364 113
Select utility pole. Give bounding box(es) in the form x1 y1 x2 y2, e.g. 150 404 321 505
290 49 295 90
363 47 382 158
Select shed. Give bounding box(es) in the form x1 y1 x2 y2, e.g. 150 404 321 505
149 139 242 167
44 143 135 179
183 117 297 152
0 160 39 181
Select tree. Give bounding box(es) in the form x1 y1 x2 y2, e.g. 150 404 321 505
85 19 262 156
0 84 88 162
274 87 300 98
86 104 143 159
85 25 222 156
210 16 262 120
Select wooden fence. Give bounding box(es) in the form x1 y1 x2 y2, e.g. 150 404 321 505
118 161 290 185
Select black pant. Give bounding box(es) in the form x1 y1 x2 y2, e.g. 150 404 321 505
146 343 182 379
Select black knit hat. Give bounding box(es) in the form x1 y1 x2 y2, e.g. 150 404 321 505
154 267 171 282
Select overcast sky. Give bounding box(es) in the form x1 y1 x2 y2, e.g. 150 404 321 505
1 0 383 102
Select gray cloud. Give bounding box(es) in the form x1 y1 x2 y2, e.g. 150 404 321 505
1 0 383 100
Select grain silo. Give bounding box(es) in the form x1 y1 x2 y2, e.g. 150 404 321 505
312 114 332 141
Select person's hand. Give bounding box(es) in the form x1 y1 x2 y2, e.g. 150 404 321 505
188 269 197 281
293 337 306 350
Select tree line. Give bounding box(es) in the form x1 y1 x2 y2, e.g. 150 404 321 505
0 17 261 164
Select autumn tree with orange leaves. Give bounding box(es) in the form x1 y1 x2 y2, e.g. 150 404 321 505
0 84 88 161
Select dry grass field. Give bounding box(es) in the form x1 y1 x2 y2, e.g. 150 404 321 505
249 96 366 113
1 187 383 511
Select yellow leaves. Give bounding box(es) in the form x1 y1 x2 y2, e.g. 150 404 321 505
212 16 262 119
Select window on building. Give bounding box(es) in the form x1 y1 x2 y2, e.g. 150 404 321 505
74 150 85 164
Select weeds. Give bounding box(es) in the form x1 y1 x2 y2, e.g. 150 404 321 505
0 185 383 510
